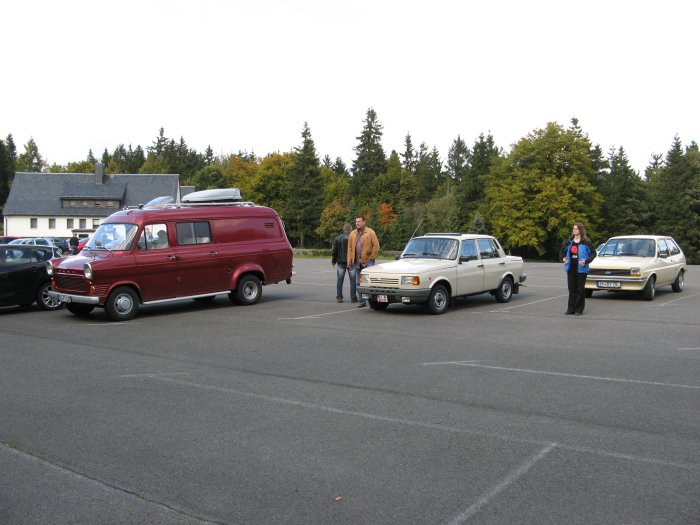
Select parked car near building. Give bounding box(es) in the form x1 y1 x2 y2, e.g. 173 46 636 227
48 189 293 321
357 233 526 314
47 237 70 254
0 236 19 244
9 238 63 258
0 245 63 310
585 235 686 300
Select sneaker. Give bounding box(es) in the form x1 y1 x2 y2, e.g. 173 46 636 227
337 298 343 303
357 303 366 308
565 310 574 315
574 312 582 316
351 298 358 303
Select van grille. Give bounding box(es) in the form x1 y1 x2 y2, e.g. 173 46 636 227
55 274 88 293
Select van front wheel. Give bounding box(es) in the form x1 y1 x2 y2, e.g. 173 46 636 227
105 286 139 321
231 275 262 306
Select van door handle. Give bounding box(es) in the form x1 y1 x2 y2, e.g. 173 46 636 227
166 255 177 261
209 251 218 255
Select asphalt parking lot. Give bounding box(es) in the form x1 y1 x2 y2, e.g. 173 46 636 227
1 259 699 524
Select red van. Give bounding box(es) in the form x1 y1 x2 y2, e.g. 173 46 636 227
47 190 293 321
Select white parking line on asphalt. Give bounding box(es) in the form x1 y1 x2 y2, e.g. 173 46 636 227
422 361 700 390
278 308 358 320
655 291 700 306
131 374 700 470
490 294 567 312
446 443 557 525
676 347 700 351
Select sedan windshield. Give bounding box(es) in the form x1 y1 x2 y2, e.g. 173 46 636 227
401 238 458 260
599 238 656 257
86 223 139 251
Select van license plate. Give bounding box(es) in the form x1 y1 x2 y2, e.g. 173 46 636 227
596 281 620 288
377 295 388 302
59 294 72 302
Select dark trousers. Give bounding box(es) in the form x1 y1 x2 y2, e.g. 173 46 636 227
567 270 587 313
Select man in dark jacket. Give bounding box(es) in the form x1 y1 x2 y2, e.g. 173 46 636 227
331 223 356 303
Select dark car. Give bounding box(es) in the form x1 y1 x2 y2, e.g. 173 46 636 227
0 245 63 311
0 236 19 244
47 237 70 254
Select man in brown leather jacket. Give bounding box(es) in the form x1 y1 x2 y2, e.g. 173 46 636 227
346 215 380 308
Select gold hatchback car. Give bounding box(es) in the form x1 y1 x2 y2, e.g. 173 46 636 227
585 235 686 300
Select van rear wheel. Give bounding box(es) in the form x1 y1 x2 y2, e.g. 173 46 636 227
231 275 262 306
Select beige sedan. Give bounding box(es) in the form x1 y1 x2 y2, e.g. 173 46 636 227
585 235 686 300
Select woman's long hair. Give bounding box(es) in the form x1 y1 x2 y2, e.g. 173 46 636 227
575 222 590 243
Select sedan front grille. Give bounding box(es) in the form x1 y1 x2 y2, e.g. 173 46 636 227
369 276 400 286
588 269 631 276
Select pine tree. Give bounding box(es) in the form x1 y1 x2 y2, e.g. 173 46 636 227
0 138 13 208
597 147 651 241
401 133 417 173
15 137 45 172
284 122 323 248
446 135 470 183
351 108 387 200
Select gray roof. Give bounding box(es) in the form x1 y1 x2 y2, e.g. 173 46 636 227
4 172 180 217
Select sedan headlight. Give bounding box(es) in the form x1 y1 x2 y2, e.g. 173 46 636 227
401 275 420 286
359 273 370 286
630 267 641 277
46 261 53 276
84 263 93 280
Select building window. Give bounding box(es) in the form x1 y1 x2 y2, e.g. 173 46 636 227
30 218 38 229
93 219 100 228
81 201 89 207
94 201 101 207
49 218 56 229
107 201 114 208
79 219 86 229
67 218 74 229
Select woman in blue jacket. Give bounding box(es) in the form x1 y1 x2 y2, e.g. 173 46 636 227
559 222 596 316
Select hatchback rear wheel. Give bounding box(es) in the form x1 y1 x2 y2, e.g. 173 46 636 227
672 270 684 292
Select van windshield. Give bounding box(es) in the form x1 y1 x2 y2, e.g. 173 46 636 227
86 223 139 251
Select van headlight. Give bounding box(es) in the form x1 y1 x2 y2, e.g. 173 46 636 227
360 273 370 286
84 263 93 280
630 267 641 277
401 276 420 286
46 261 53 276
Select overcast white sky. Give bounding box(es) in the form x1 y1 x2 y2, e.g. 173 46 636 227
2 0 698 174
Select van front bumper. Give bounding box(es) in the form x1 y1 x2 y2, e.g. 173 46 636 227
48 291 100 305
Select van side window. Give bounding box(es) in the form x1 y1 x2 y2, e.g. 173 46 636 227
138 224 169 250
176 222 212 245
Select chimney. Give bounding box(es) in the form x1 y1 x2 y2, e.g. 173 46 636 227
95 162 105 185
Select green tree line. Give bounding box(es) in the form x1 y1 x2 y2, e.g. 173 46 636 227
2 110 698 263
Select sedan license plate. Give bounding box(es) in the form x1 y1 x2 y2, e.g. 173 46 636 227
377 294 388 303
596 281 620 289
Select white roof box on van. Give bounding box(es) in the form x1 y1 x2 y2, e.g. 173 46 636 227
181 188 243 204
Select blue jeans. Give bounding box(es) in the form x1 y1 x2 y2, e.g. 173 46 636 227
356 259 375 305
337 265 357 301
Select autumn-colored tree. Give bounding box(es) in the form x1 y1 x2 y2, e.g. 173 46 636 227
484 122 601 258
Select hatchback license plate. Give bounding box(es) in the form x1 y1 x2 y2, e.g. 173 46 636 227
596 281 620 288
377 294 388 302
